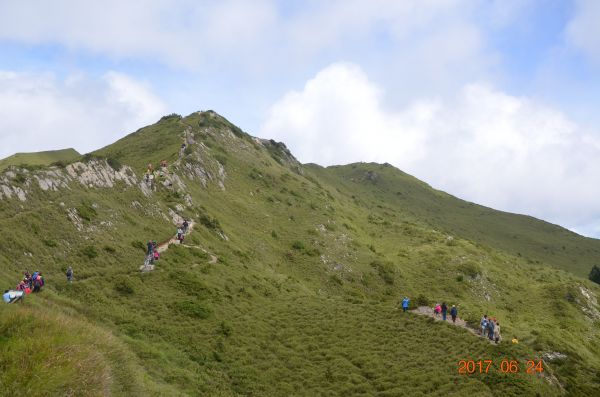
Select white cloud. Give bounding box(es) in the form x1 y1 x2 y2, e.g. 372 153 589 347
566 0 600 63
261 63 600 233
0 0 277 69
0 0 483 73
0 71 166 158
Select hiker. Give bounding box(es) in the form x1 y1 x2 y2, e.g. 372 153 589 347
66 266 73 282
434 303 441 317
24 271 31 287
402 297 410 312
480 315 488 336
16 280 29 293
3 290 24 304
494 321 501 343
182 219 189 234
441 302 448 321
147 241 154 256
32 272 44 293
450 305 458 323
177 227 184 243
487 319 495 341
153 250 160 261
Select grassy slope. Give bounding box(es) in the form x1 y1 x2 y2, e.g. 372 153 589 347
0 148 80 171
307 163 600 278
0 111 598 395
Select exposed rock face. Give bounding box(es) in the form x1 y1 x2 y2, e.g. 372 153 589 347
0 160 140 201
579 285 600 320
66 160 137 188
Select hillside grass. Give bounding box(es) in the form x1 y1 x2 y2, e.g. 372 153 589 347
0 148 80 171
0 111 598 395
308 163 600 278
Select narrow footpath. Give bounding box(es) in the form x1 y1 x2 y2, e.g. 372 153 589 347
140 221 217 272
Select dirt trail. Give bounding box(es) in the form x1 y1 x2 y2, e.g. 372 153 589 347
155 221 195 254
180 244 218 264
140 221 218 271
410 306 488 339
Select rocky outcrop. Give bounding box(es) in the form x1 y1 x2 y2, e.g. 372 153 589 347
0 160 140 201
65 160 137 188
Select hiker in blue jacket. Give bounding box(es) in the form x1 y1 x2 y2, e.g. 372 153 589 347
480 315 488 336
402 297 410 312
450 305 458 323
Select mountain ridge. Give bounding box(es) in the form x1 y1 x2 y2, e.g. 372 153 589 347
0 110 598 395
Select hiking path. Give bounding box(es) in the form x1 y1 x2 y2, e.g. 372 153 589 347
140 221 218 272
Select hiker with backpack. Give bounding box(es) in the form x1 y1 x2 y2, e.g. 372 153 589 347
493 321 501 343
66 266 73 282
402 297 410 312
450 305 458 323
32 272 44 293
441 302 448 321
182 220 189 234
434 303 441 317
480 315 488 336
177 227 184 243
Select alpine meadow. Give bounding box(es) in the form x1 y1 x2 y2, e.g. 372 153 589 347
0 111 599 397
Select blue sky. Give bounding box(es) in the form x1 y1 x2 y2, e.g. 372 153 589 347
0 0 599 238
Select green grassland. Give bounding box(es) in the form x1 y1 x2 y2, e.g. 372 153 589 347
0 148 80 171
0 111 598 396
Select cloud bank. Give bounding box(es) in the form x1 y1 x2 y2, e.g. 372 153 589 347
261 63 600 233
0 71 166 158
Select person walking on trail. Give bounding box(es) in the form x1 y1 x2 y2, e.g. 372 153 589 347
493 321 501 343
147 241 154 256
66 266 73 283
487 319 495 341
480 315 488 336
402 297 410 312
183 220 189 234
177 227 184 243
450 305 458 323
441 302 448 321
434 303 441 317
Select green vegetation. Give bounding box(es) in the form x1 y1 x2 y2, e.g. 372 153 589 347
589 265 600 285
0 110 598 395
0 148 80 171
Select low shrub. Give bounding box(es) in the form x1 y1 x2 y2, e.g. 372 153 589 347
415 294 430 307
77 203 97 222
81 246 98 259
291 241 305 250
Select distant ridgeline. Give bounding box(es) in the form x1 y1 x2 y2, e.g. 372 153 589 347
0 110 598 395
0 148 81 171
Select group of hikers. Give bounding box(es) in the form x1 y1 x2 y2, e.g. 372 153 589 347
433 302 459 323
3 271 46 304
144 161 171 190
400 297 508 344
144 219 189 266
480 314 502 343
